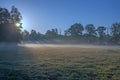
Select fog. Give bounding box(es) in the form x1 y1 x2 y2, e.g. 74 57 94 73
0 43 119 49
19 43 120 49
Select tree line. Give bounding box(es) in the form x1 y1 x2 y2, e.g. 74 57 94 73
22 23 120 45
0 6 120 45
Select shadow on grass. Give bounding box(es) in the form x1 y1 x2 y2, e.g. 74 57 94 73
0 43 31 80
0 69 30 80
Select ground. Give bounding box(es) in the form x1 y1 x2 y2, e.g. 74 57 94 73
0 44 120 80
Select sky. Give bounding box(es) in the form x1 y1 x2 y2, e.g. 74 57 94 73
0 0 120 34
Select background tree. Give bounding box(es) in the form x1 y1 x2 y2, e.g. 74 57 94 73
29 30 38 41
97 26 106 43
85 24 96 42
64 30 71 37
37 32 44 41
111 23 120 43
22 30 30 41
45 28 58 39
66 23 84 37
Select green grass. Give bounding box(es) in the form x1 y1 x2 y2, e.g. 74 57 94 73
0 45 120 80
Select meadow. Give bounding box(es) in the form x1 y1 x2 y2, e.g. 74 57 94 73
0 44 120 80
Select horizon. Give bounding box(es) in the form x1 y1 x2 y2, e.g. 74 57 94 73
0 0 120 33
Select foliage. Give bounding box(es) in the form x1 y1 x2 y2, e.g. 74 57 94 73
0 6 22 42
85 24 97 42
97 26 106 43
22 22 120 45
65 23 84 37
85 24 96 36
111 23 120 43
45 28 58 38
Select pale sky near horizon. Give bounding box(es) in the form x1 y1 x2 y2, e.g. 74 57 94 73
0 0 120 34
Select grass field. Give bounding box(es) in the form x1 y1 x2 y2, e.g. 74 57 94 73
0 44 120 80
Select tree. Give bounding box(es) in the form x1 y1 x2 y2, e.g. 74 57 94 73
97 26 106 43
0 6 23 42
10 6 23 42
85 24 96 36
0 7 10 24
66 23 84 37
10 6 22 24
22 30 30 41
111 23 120 43
45 28 58 39
37 32 44 41
64 30 71 36
29 30 37 41
0 7 10 42
85 24 96 42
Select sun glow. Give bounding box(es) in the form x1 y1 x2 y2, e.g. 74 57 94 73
21 20 28 30
16 23 20 27
16 20 26 30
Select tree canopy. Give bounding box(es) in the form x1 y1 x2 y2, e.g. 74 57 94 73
0 6 22 43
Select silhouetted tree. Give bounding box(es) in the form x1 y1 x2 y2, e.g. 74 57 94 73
66 23 84 37
111 23 120 43
29 30 38 41
85 24 96 42
22 30 30 41
85 24 96 36
37 32 44 40
0 7 10 42
10 6 22 24
64 30 70 36
97 26 106 43
19 22 120 45
45 28 58 39
0 6 22 42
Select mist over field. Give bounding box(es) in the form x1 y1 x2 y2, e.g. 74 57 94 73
21 43 120 48
0 43 120 80
0 43 120 50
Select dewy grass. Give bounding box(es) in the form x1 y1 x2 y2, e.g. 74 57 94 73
0 45 120 80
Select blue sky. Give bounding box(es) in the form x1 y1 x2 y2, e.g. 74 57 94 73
0 0 120 33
